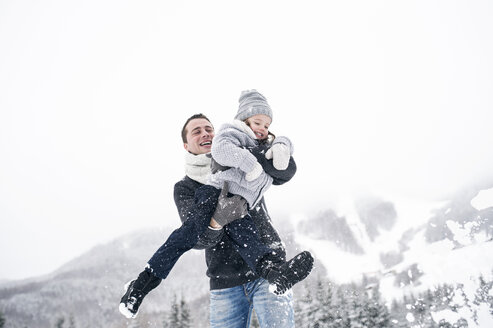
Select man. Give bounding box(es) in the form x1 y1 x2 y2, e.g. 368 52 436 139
175 113 297 327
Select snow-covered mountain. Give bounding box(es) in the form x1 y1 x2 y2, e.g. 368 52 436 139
1 186 492 327
0 227 210 328
290 186 493 327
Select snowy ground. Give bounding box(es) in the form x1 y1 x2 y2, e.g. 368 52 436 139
471 188 493 211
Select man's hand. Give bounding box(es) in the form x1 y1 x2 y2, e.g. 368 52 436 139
265 143 290 170
212 182 248 227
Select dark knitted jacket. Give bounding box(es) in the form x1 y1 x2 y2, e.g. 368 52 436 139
173 143 297 290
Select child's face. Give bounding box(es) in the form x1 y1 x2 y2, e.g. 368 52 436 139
246 114 272 140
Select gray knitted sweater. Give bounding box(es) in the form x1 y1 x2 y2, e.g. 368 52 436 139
208 120 293 207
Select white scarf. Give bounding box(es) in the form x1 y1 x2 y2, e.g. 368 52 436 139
184 152 211 185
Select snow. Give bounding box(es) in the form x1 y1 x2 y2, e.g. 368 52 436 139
289 190 493 326
471 187 493 210
119 303 136 319
371 196 443 253
295 233 381 283
431 309 463 325
292 194 493 307
378 229 493 302
431 301 493 328
446 220 490 245
446 220 474 245
476 303 493 327
291 196 443 286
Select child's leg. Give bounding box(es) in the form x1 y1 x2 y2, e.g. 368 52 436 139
119 268 161 318
120 185 221 318
147 185 220 279
224 215 314 295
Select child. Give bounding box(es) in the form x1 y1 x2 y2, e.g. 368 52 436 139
119 90 313 319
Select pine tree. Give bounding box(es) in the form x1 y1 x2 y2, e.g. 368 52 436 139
454 318 469 327
168 294 180 327
438 320 453 328
55 317 65 328
454 284 474 326
334 286 351 328
162 313 169 328
296 287 314 327
162 293 193 327
390 299 408 328
424 289 436 313
348 286 370 328
0 310 5 328
310 279 328 327
294 298 304 328
68 315 75 328
319 281 336 328
414 296 438 327
474 274 493 317
435 283 455 308
306 290 318 327
179 296 191 328
362 284 391 328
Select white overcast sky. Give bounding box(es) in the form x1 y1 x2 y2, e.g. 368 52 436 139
1 0 492 280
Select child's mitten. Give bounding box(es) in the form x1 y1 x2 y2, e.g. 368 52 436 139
245 162 263 181
265 143 290 170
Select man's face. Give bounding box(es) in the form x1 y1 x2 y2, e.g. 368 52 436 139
184 118 215 155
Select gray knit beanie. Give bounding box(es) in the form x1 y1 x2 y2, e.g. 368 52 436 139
235 89 273 122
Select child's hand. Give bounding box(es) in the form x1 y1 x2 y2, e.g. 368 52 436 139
265 143 290 170
245 162 263 181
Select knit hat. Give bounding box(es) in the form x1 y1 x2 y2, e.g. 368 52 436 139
235 89 273 122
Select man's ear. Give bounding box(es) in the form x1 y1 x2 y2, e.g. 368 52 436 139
183 143 189 151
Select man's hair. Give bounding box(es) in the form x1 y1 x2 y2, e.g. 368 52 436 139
181 113 212 143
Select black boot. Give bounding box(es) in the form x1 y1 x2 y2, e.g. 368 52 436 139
258 251 314 295
119 268 162 318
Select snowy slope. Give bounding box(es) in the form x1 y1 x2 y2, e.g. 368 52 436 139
290 187 493 326
0 227 210 328
292 196 444 284
471 188 493 211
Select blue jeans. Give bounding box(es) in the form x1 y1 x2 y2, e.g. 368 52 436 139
210 278 295 328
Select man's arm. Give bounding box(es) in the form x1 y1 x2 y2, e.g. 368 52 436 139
251 146 297 185
173 179 224 249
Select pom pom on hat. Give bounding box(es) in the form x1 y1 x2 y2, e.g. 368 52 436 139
235 89 273 122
